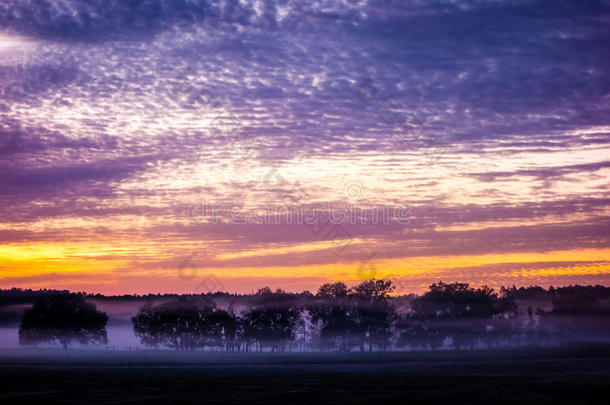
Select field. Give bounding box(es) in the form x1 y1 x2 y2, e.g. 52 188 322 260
1 345 609 404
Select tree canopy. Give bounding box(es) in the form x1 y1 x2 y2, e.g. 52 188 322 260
132 297 238 350
19 293 108 348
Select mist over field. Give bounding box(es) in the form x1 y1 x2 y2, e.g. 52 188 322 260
2 283 609 352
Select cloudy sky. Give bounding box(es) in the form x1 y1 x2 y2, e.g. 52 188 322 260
1 0 609 294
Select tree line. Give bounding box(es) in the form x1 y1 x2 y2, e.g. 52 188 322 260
14 281 610 350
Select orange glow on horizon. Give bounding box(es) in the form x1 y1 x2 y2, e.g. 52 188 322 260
2 242 609 295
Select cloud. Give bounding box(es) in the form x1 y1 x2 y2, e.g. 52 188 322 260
467 161 610 182
1 1 609 291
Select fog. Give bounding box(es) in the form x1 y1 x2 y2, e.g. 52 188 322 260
2 283 609 351
0 298 147 349
0 296 246 349
0 325 140 349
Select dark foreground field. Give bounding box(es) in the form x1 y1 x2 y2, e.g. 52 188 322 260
1 346 609 404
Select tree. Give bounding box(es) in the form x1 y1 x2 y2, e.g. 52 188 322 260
351 279 394 301
19 293 108 348
317 282 349 299
411 282 512 318
241 288 302 351
353 299 395 351
396 319 446 351
551 288 603 314
132 297 237 350
308 282 357 351
350 279 396 352
405 282 517 350
208 308 242 352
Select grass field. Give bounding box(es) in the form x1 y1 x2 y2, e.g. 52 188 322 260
1 345 609 404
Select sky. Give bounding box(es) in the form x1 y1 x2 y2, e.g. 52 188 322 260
0 0 609 295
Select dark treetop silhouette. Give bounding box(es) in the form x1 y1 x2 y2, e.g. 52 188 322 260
19 292 108 348
132 296 239 350
241 287 303 352
7 281 610 351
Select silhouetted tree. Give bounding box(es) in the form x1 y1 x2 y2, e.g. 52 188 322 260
242 288 301 351
351 279 394 301
19 293 108 348
209 308 242 351
308 282 357 351
350 279 396 351
317 282 349 299
132 297 238 350
13 281 608 352
551 288 603 314
404 282 517 349
412 282 510 318
541 287 610 344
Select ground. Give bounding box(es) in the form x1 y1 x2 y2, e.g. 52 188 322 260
0 345 609 404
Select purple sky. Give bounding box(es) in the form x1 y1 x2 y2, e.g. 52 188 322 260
1 0 609 294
